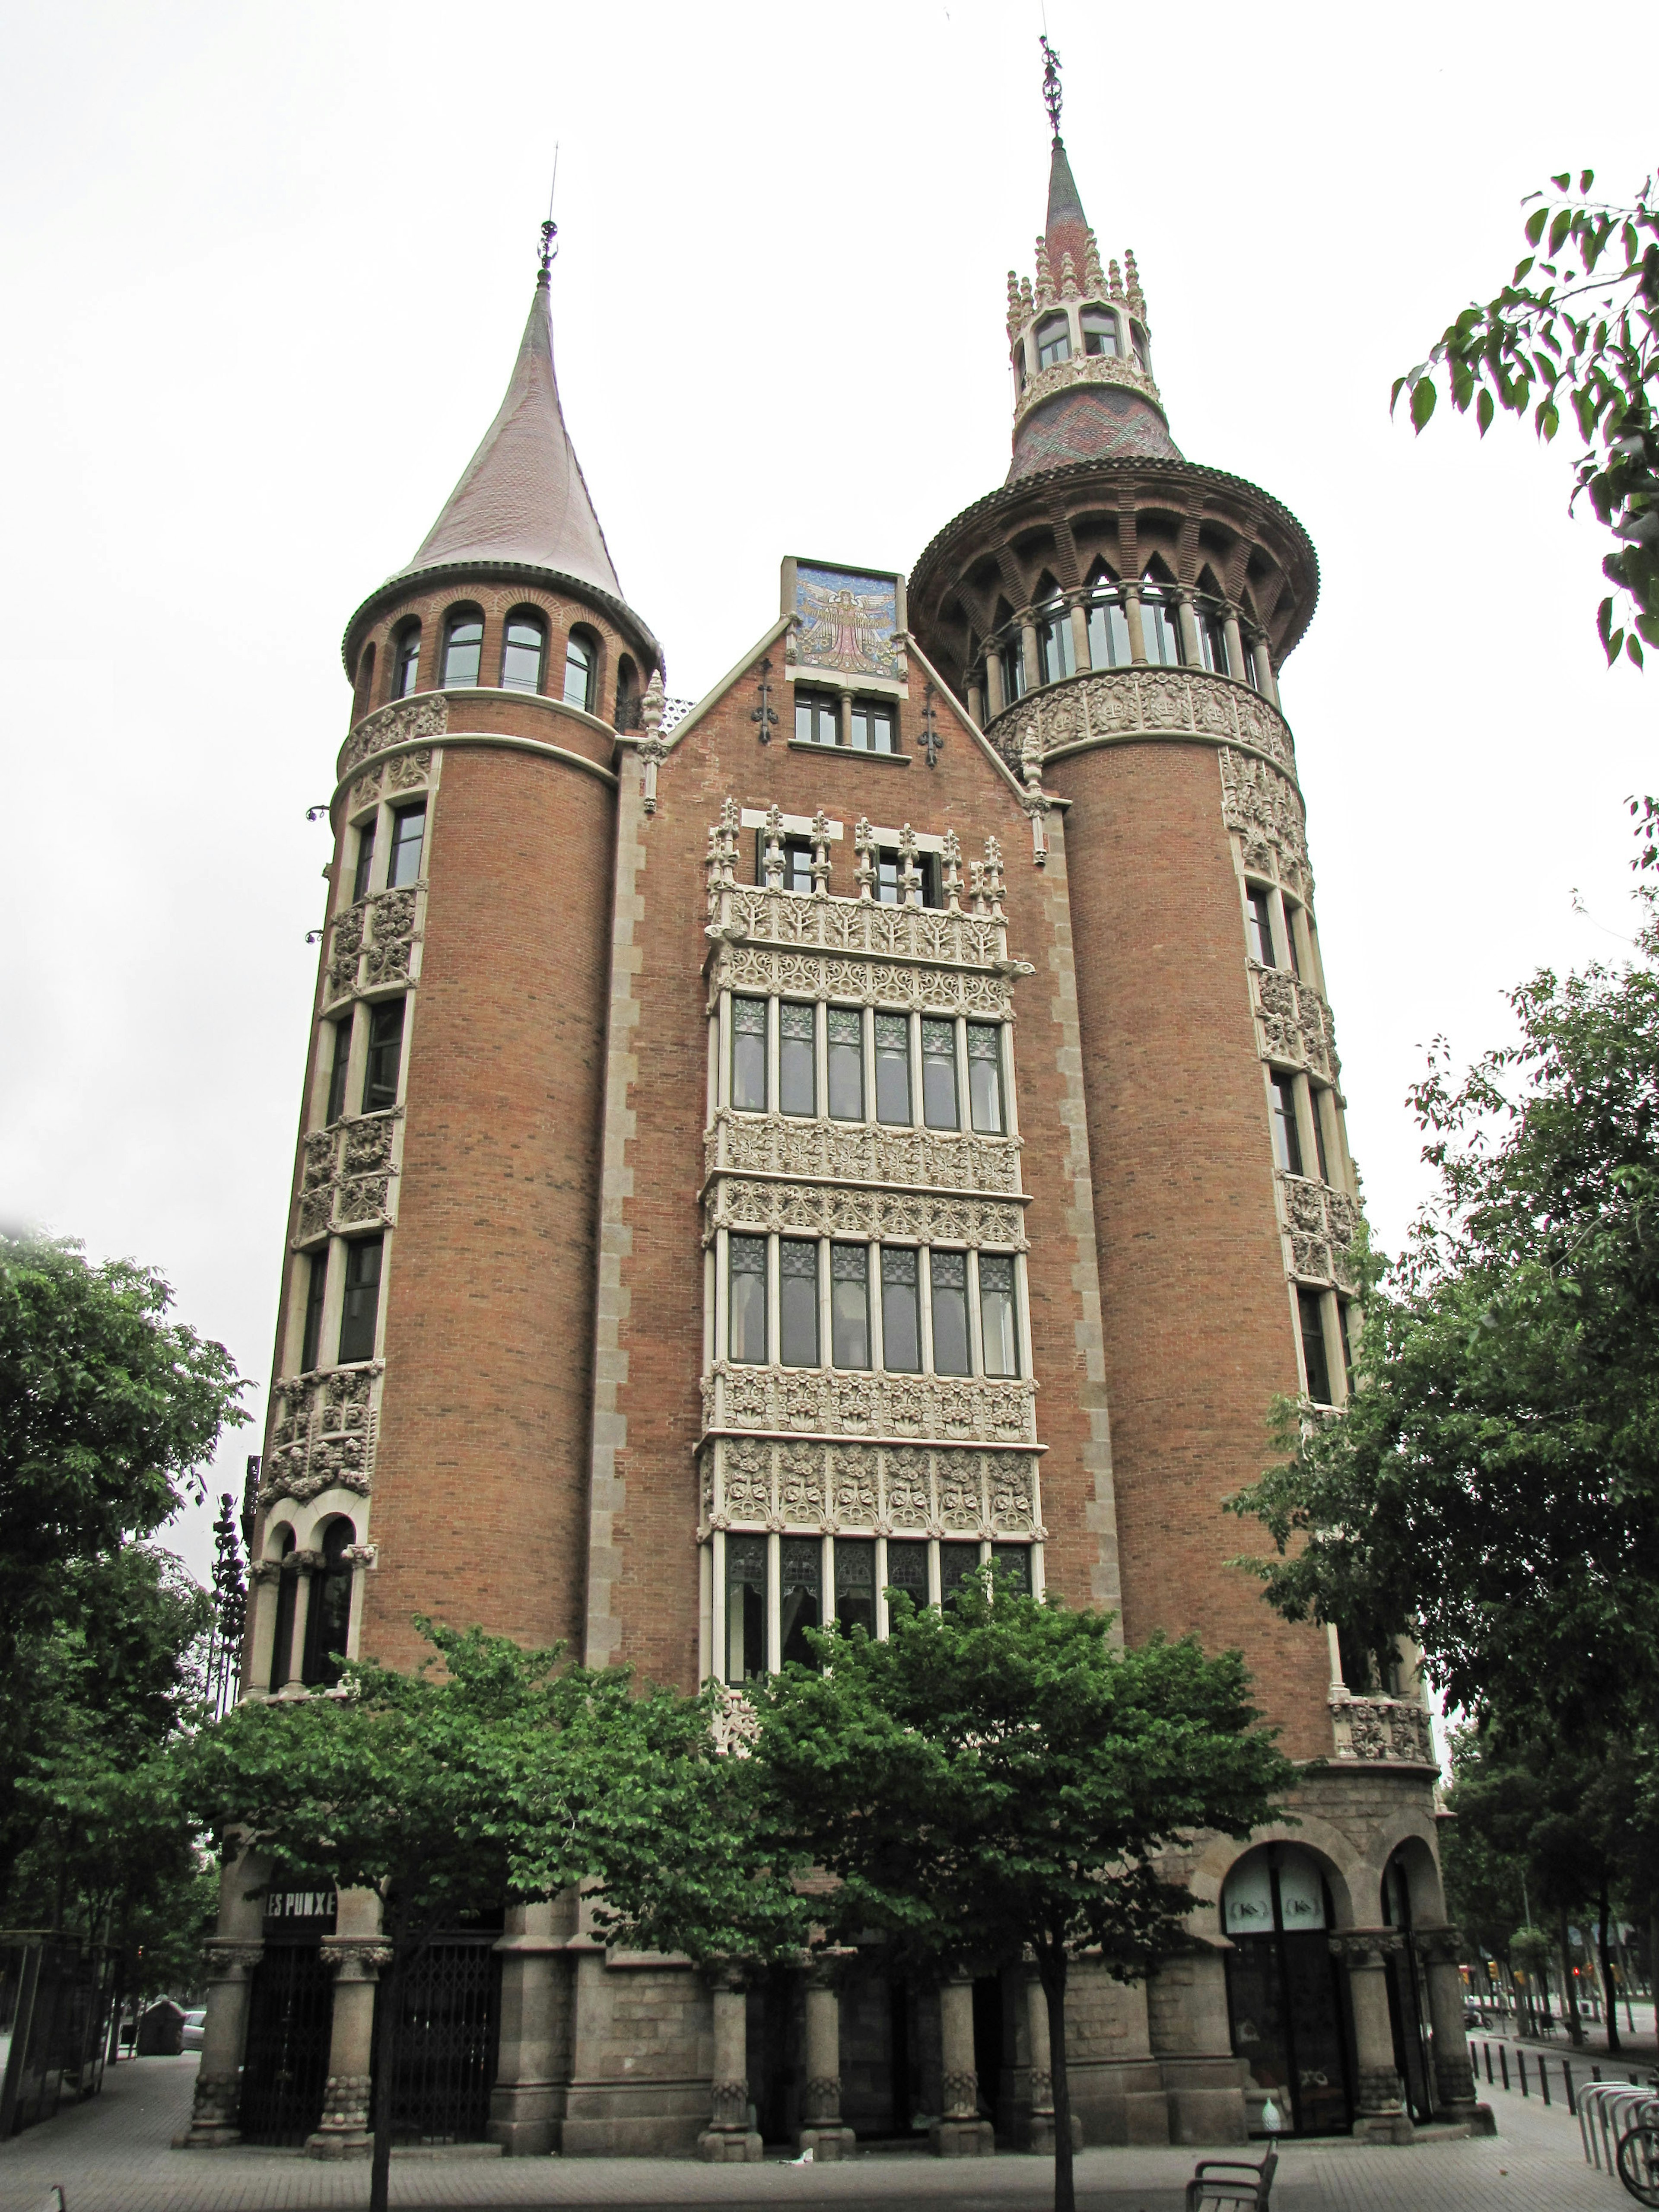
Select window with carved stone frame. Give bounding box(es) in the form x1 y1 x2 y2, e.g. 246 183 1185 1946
720 995 1007 1137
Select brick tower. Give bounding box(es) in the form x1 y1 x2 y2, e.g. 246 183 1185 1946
195 70 1482 2168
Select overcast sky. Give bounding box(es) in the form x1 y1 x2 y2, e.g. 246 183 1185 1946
3 0 1653 1587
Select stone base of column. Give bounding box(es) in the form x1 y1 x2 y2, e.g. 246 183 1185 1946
797 2124 856 2160
929 2116 995 2157
487 2077 562 2158
173 2072 243 2148
697 2126 764 2161
305 2074 374 2159
1020 2112 1083 2154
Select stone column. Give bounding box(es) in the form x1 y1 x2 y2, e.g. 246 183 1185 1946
1019 619 1041 696
1335 1932 1413 2143
798 1959 855 2161
985 650 1005 719
1221 610 1246 684
697 1968 762 2162
307 1891 390 2158
488 1900 567 2155
1068 597 1091 673
966 677 985 728
1124 585 1148 665
176 1844 267 2148
1019 1968 1081 2154
1419 1927 1492 2133
1175 593 1202 668
1251 634 1279 706
929 1977 994 2157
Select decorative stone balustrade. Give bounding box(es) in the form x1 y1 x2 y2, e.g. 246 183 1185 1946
294 1115 400 1247
704 1179 1027 1248
262 1364 382 1506
706 1363 1036 1446
1250 963 1340 1085
984 664 1294 775
706 1111 1021 1195
710 941 1010 1019
1013 349 1162 435
1278 1173 1362 1292
712 884 1007 971
700 1436 1041 1539
1330 1693 1437 1769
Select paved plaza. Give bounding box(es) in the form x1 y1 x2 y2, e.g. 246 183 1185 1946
0 2057 1637 2212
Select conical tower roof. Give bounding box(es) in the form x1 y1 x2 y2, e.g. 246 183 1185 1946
1043 136 1091 296
396 275 623 601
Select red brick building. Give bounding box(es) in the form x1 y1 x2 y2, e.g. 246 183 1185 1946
188 95 1483 2167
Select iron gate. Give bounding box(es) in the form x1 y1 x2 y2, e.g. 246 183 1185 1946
239 1944 333 2145
383 1939 500 2144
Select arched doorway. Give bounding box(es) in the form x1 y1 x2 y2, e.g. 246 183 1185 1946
1381 1847 1437 2123
1222 1846 1353 2136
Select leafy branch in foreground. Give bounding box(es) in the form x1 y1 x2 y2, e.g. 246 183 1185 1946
1393 170 1659 665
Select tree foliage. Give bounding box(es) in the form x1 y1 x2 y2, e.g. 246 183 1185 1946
1229 894 1659 1735
1393 171 1659 664
749 1578 1292 2212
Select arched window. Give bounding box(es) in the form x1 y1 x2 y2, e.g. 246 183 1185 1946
353 643 376 719
1084 569 1131 668
1222 1847 1351 2136
301 1517 356 1689
1081 307 1120 358
391 622 421 699
1035 312 1071 370
268 1529 298 1692
615 654 640 731
1139 567 1184 666
563 629 596 712
500 613 546 693
442 609 483 688
1035 589 1075 684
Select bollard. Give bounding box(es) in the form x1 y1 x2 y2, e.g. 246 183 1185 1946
1541 2057 1551 2105
1564 2059 1576 2114
1520 2052 1529 2097
1485 2041 1494 2085
1500 2047 1510 2090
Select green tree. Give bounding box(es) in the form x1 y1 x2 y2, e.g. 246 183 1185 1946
748 1576 1294 2212
1393 171 1659 664
1229 893 1659 1738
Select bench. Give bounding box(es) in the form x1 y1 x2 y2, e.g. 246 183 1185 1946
1185 2148 1277 2210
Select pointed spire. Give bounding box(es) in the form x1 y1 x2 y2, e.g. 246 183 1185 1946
397 271 623 601
1043 135 1094 301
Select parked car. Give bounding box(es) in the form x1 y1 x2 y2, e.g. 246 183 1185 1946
180 2009 207 2053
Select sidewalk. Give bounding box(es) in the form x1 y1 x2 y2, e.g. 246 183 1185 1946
0 2056 1627 2212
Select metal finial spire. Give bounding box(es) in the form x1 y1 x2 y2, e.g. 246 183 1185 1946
1039 34 1062 140
537 145 560 288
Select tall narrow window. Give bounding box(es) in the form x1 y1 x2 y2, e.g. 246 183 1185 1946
1311 1087 1331 1183
1298 1287 1334 1405
781 839 815 894
876 854 902 905
779 1002 815 1117
1130 322 1150 371
1245 885 1277 966
874 1014 911 1125
831 1244 870 1369
1141 582 1184 666
849 700 896 753
268 1530 298 1690
780 1538 822 1668
387 801 426 887
351 819 377 901
1340 1297 1361 1393
979 1255 1019 1377
880 1248 921 1372
301 1517 355 1689
325 1015 353 1125
940 1541 982 1609
726 1536 768 1682
1195 602 1230 674
779 1240 820 1367
337 1236 383 1365
835 1538 876 1636
1036 594 1076 684
921 1019 959 1129
931 1251 971 1376
563 632 595 710
391 623 421 699
300 1250 327 1373
728 1236 767 1364
827 1008 863 1121
967 1024 1004 1133
361 998 405 1114
795 691 839 746
1000 636 1027 703
1268 1074 1303 1176
731 996 768 1111
1086 585 1131 668
1081 306 1120 356
1281 903 1303 977
501 616 545 692
992 1544 1031 1594
1244 640 1263 693
885 1538 928 1611
1035 311 1071 367
442 613 483 688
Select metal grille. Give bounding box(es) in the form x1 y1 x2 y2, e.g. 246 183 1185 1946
239 1946 332 2145
385 1941 500 2145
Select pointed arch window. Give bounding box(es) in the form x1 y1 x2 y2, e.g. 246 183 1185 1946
1081 307 1120 358
1035 312 1071 369
501 614 546 693
442 610 483 688
1139 569 1184 667
564 629 597 712
1036 590 1076 684
300 1517 356 1689
1085 571 1131 669
391 622 422 699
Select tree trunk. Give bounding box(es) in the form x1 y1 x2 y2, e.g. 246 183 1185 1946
1597 1878 1621 2055
1557 1908 1583 2048
368 1910 404 2212
1039 1950 1073 2212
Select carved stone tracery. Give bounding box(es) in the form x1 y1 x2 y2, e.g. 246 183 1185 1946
708 1111 1020 1195
704 1179 1026 1248
982 667 1294 775
1329 1694 1437 1768
337 695 448 779
699 1438 1039 1540
263 1365 382 1506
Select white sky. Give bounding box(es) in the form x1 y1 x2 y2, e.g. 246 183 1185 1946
2 0 1653 1588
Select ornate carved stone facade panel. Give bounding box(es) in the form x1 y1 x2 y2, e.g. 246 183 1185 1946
718 886 1003 971
1013 349 1161 429
1329 1694 1437 1770
337 695 448 779
321 885 426 1010
292 1112 403 1247
705 1363 1036 1445
1220 747 1311 902
263 1364 383 1506
712 942 1011 1018
984 668 1294 775
1249 963 1340 1086
347 749 433 819
699 1437 1040 1540
704 1179 1027 1248
1277 1172 1362 1291
706 1111 1021 1195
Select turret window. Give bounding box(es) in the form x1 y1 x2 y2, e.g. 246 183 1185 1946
351 818 377 901
300 1252 327 1374
1140 576 1183 667
564 631 596 712
1035 312 1071 369
325 1015 353 1125
1130 322 1150 372
1000 636 1027 703
1268 1073 1303 1177
1085 582 1132 669
1036 593 1076 683
337 1236 383 1365
301 1517 356 1689
501 615 546 693
1081 307 1120 357
269 1529 299 1690
362 998 405 1114
1245 885 1277 966
1297 1287 1334 1405
1195 601 1231 675
387 801 426 887
442 613 483 688
391 623 421 699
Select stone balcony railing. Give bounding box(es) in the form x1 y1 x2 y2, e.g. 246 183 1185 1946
262 1364 382 1506
294 1114 399 1247
983 664 1294 775
700 1434 1042 1539
1249 961 1341 1086
704 1177 1027 1249
322 885 423 1009
710 938 1012 1020
1278 1173 1363 1293
1330 1693 1438 1769
704 1361 1037 1446
711 883 1011 973
705 1110 1022 1195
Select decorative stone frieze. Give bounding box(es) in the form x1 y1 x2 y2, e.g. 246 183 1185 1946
982 667 1294 775
705 1363 1036 1446
712 942 1010 1018
348 748 433 817
699 1436 1040 1538
1278 1172 1362 1291
706 1110 1021 1194
1220 747 1311 902
715 884 1006 971
262 1365 382 1506
294 1115 401 1246
337 694 448 779
704 1179 1027 1248
1329 1694 1437 1769
322 887 423 1009
1012 349 1162 433
1249 963 1340 1085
